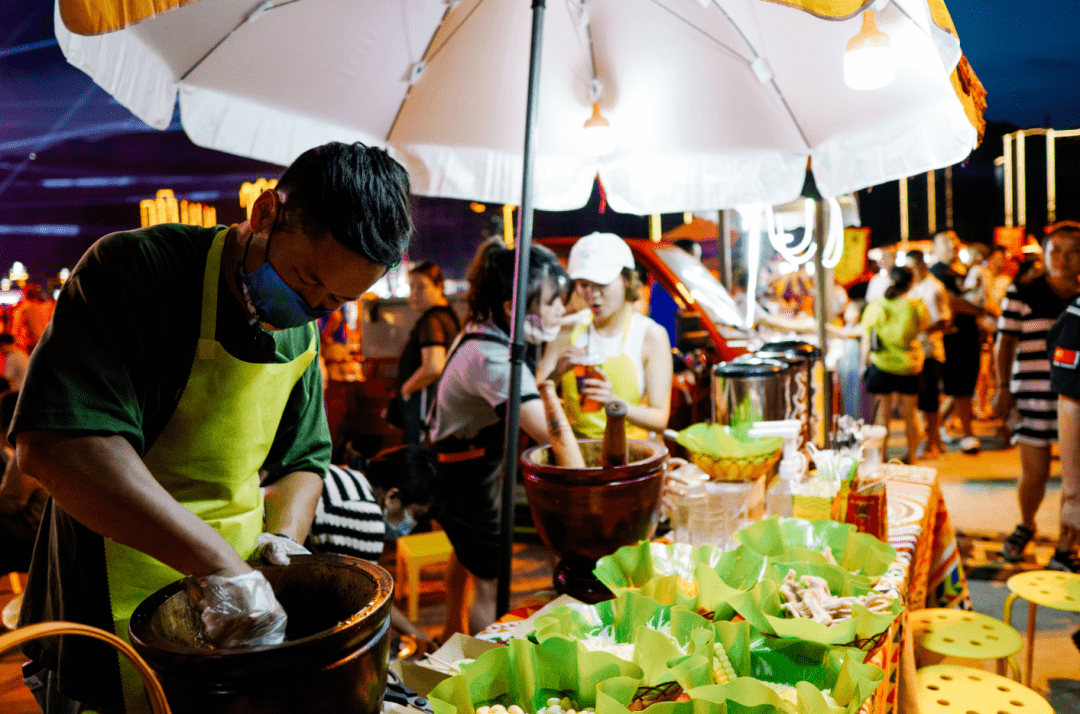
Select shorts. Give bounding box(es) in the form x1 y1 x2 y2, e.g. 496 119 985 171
941 332 980 396
864 363 920 395
433 450 503 580
917 359 942 413
1013 396 1058 448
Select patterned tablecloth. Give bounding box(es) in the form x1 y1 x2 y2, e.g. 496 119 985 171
476 463 968 714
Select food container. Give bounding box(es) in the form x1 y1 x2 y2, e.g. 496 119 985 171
753 341 823 451
712 357 792 430
521 439 667 603
129 554 393 714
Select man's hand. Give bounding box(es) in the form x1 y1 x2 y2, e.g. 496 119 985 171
183 569 288 648
251 532 310 566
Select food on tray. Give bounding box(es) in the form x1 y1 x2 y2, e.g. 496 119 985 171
418 654 476 675
475 698 594 714
626 682 690 711
759 682 843 714
778 569 894 625
710 641 737 685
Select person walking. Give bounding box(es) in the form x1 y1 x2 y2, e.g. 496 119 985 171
929 230 984 454
861 266 929 464
907 250 952 458
996 222 1080 564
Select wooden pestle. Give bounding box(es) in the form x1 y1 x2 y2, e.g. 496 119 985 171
601 399 629 468
538 380 585 468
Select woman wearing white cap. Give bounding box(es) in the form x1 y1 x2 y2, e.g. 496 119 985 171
539 232 673 439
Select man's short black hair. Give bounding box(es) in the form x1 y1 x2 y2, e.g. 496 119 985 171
276 142 413 268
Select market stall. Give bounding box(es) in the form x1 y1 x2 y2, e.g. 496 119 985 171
418 461 968 714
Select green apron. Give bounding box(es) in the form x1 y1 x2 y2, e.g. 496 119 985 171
561 307 648 440
102 228 317 714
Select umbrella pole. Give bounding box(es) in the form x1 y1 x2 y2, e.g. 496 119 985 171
498 0 546 619
813 199 832 448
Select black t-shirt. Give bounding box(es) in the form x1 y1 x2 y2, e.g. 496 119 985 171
1049 296 1080 398
929 262 978 338
397 305 460 388
13 224 330 710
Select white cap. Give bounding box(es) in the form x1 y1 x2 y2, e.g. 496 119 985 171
567 232 635 286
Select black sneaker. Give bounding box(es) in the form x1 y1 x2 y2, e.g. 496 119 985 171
1001 524 1036 563
1048 550 1080 574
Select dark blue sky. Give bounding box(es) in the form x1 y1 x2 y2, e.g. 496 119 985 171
949 0 1080 129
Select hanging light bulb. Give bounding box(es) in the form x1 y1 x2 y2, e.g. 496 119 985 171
582 102 614 156
844 10 895 90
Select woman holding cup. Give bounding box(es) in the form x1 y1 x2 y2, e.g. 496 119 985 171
539 232 673 440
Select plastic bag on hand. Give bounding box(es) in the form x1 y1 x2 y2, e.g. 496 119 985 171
252 532 310 566
183 570 288 648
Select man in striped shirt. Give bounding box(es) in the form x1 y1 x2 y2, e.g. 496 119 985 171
995 222 1080 563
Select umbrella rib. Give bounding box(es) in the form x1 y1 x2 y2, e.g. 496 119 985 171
386 0 490 141
709 0 811 150
179 0 303 82
425 0 492 65
647 0 752 64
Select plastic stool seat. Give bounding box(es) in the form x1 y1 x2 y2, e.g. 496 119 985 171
1003 570 1080 688
915 664 1052 714
396 530 454 622
1006 570 1080 612
911 608 1023 679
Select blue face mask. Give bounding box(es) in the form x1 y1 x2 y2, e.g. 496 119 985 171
383 512 416 541
238 210 332 329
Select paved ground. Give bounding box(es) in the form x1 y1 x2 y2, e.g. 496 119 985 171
2 415 1078 712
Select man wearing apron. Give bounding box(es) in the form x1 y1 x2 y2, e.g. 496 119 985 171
11 143 413 714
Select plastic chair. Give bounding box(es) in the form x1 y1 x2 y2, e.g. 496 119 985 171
395 529 454 622
910 608 1023 680
915 664 1052 714
1003 570 1080 687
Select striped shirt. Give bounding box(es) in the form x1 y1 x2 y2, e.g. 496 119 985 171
998 276 1078 444
308 464 387 561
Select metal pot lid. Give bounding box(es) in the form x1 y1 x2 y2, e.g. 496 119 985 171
757 340 822 360
715 357 791 376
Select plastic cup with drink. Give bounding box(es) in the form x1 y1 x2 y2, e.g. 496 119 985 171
571 355 605 413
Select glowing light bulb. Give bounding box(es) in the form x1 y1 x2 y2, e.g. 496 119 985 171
844 11 895 90
581 102 614 156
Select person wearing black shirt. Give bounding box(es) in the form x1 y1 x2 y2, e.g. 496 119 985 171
394 262 460 444
928 231 984 454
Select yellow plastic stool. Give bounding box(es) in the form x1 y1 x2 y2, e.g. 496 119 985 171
915 664 1052 714
395 530 454 622
1003 570 1080 687
910 608 1023 680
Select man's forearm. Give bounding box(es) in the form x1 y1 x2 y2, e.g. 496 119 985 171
263 470 323 544
16 431 250 578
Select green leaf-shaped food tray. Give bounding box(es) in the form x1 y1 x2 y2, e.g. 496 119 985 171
734 517 897 578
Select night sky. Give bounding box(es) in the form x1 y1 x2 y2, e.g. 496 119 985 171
0 0 1078 281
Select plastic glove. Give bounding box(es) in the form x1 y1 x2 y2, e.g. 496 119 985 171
183 570 288 648
251 532 310 566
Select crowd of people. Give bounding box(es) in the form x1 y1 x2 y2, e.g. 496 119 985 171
840 223 1080 574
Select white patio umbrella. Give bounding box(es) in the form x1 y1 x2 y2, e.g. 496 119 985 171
56 0 984 214
56 0 985 614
